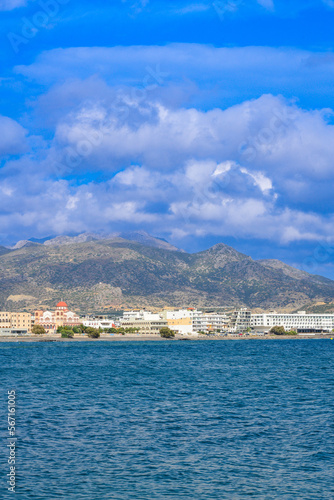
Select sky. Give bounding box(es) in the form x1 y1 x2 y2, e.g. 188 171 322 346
1 0 334 278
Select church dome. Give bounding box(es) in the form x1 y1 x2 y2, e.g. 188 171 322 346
56 301 68 308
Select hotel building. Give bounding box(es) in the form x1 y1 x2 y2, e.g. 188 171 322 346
121 310 168 334
229 308 252 332
161 309 229 334
251 311 334 333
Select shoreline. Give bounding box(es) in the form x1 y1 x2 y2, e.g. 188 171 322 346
0 334 333 342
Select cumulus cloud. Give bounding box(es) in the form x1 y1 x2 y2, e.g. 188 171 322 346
0 89 332 247
0 157 331 249
0 116 28 156
3 44 334 256
15 44 334 121
49 93 334 198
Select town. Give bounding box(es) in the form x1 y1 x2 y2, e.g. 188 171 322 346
1 301 334 338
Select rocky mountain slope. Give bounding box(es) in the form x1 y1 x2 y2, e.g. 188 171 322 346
1 235 334 313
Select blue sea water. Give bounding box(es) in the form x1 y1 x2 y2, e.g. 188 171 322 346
1 339 334 499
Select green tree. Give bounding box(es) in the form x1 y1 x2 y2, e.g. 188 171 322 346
61 330 74 338
160 327 175 339
270 326 286 335
72 326 81 333
86 328 100 338
287 330 298 336
32 324 46 335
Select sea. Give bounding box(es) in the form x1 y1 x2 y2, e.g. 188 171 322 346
1 339 334 499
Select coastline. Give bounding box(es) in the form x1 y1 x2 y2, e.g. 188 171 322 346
0 334 333 342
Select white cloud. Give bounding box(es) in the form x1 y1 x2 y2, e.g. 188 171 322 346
0 0 26 11
50 94 334 188
257 0 274 10
173 3 211 14
0 116 28 156
5 43 334 251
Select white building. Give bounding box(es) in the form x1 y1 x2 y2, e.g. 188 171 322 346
162 309 195 335
82 317 116 330
121 310 168 334
192 312 229 333
251 311 334 333
161 309 228 334
229 308 252 332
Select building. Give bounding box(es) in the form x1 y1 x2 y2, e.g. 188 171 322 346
162 309 194 335
251 311 334 333
121 310 168 334
0 311 32 334
229 308 252 332
199 312 229 333
161 309 229 334
82 316 116 330
34 301 81 334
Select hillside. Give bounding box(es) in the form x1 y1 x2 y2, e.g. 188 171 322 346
1 236 334 313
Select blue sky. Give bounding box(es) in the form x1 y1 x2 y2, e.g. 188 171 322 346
1 0 334 278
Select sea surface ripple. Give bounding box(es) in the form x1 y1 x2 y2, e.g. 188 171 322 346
1 339 334 499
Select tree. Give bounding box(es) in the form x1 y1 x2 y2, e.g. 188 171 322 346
107 327 117 333
32 324 46 335
287 330 298 336
270 326 286 335
86 328 100 338
160 327 175 339
72 326 81 333
61 330 74 338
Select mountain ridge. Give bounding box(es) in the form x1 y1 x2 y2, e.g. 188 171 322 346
0 235 334 313
7 231 182 253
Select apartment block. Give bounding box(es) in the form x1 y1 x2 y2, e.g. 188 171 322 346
121 310 168 334
229 308 252 332
0 311 32 334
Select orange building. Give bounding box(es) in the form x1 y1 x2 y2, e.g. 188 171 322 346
34 301 81 334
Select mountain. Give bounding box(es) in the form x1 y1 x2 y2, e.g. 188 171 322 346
7 231 181 252
1 237 334 313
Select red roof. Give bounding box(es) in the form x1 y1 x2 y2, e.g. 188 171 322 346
56 301 68 308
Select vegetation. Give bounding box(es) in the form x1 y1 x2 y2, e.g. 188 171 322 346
103 327 140 334
32 324 46 335
57 325 77 338
61 330 74 338
270 326 298 336
160 327 175 338
270 326 286 335
86 327 100 338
